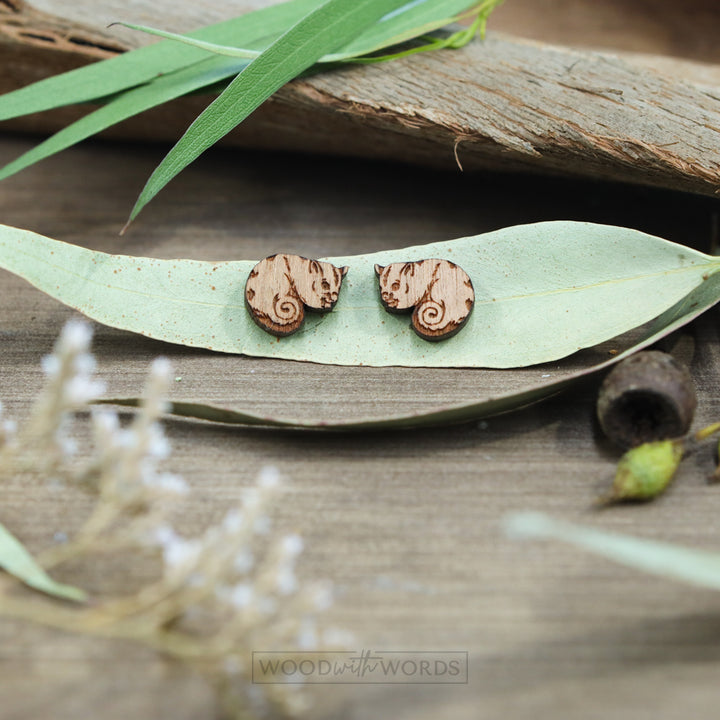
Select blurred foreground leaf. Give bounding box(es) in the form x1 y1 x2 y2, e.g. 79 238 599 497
506 512 720 591
0 521 86 602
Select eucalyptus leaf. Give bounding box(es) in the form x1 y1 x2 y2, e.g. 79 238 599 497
0 0 322 121
126 0 417 223
0 56 250 183
104 271 720 429
0 220 718 370
0 0 488 181
115 0 494 65
0 521 87 602
505 512 720 592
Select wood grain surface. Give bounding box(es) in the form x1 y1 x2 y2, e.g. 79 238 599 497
2 131 720 719
1 1 720 196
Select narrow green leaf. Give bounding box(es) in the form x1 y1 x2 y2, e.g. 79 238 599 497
0 521 87 602
103 271 720 429
0 0 496 181
115 1 493 65
328 0 498 60
0 0 322 121
0 56 249 183
0 220 718 370
126 0 416 224
505 512 720 592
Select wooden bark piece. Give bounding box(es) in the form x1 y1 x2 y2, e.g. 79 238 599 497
1 1 720 196
375 259 474 341
245 253 348 336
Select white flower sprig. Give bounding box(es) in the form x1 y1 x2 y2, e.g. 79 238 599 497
0 319 348 719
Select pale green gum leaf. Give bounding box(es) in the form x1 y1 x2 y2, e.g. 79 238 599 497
1 219 719 373
504 512 720 592
0 522 87 603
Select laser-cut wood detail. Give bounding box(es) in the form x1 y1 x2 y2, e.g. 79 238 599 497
245 253 348 337
375 258 474 341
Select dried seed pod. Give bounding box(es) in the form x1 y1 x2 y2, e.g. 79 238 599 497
597 351 696 449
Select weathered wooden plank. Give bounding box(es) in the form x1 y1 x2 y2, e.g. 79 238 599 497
1 0 720 196
1 132 720 720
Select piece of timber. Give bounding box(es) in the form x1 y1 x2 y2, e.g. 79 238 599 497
1 0 719 196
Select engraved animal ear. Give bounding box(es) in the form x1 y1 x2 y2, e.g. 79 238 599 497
341 266 349 277
374 264 384 276
376 258 474 342
245 253 347 337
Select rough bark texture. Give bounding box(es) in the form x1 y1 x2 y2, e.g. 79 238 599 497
1 0 720 195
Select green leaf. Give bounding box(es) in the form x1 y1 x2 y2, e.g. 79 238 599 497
1 220 718 370
126 0 416 223
0 1 497 184
103 271 720 429
0 0 323 121
505 512 720 592
0 521 87 602
330 0 499 60
0 56 250 183
115 1 495 65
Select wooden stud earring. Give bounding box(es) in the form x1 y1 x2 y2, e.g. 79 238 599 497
245 254 348 336
374 258 474 341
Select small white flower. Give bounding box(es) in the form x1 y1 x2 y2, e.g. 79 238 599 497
150 356 172 382
222 656 244 676
275 567 298 595
59 319 93 353
1 419 17 442
310 583 334 611
151 473 189 495
64 376 106 406
40 354 61 378
257 465 280 488
147 423 171 459
242 488 261 513
280 534 304 558
230 583 254 609
73 352 97 376
59 434 78 457
253 515 271 535
222 508 244 534
163 536 202 570
115 428 140 450
233 548 254 573
296 619 318 650
276 567 298 596
150 524 178 547
93 409 119 434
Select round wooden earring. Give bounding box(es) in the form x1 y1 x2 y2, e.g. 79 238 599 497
245 254 348 337
374 258 474 341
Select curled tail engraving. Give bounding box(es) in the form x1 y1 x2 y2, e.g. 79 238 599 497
375 258 474 341
245 254 348 337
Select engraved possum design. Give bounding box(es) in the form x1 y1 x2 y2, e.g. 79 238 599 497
245 254 348 336
374 258 474 341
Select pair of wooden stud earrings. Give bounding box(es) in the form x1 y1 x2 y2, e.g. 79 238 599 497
245 253 474 341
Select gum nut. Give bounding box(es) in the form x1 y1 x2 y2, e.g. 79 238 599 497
597 351 696 449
